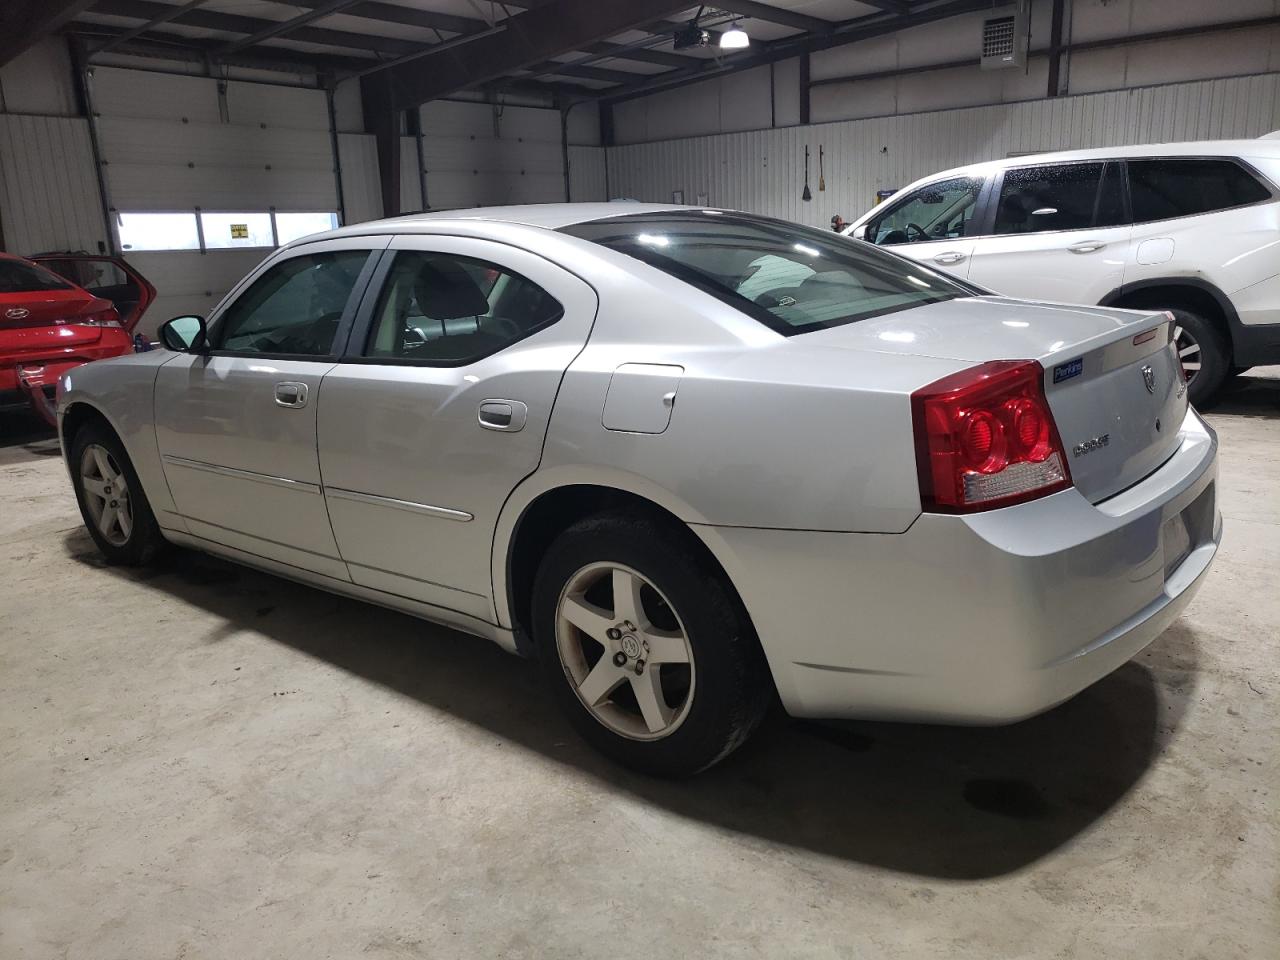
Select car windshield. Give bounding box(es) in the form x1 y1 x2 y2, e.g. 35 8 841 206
561 211 970 335
0 258 73 294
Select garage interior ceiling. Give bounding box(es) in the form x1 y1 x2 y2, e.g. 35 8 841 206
47 0 1003 106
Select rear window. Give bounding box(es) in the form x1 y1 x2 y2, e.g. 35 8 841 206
560 212 969 335
0 258 73 294
1128 158 1271 222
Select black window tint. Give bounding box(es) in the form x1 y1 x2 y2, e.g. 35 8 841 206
364 251 562 365
1096 161 1127 227
561 211 969 336
994 163 1105 235
214 250 368 356
0 258 72 293
867 177 984 244
1129 158 1270 222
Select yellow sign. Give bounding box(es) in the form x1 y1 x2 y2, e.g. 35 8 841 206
230 224 249 239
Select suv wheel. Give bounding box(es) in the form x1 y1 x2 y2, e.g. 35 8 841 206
1169 308 1228 406
532 512 771 777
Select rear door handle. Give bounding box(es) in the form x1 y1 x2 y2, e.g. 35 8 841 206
932 251 967 265
478 399 528 432
274 381 308 408
1068 240 1106 254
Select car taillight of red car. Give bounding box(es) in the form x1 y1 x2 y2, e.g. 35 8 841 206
70 306 122 327
911 359 1073 513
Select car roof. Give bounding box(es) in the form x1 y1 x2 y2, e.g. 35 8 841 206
321 201 690 240
906 137 1280 183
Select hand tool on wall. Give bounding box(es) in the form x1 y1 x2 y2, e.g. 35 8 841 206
802 145 812 202
819 145 826 191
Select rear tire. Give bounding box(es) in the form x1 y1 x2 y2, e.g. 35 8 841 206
69 421 165 565
532 512 771 777
1169 308 1228 407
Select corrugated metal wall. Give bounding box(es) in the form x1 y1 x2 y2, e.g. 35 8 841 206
567 146 606 202
0 115 106 255
607 73 1280 229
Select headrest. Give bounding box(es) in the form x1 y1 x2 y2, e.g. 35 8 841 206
413 258 490 320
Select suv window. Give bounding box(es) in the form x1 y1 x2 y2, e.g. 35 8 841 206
364 251 563 365
214 250 369 356
1128 158 1271 222
993 162 1121 235
867 177 984 245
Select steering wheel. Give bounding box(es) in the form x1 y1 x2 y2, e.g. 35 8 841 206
906 222 929 242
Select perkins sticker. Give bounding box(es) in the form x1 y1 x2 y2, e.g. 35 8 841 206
1053 357 1083 383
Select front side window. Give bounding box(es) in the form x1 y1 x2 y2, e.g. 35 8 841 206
867 177 984 245
993 162 1110 235
561 211 970 336
364 251 563 365
1128 158 1271 223
213 250 369 356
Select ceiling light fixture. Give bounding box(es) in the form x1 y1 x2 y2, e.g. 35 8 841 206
720 25 750 50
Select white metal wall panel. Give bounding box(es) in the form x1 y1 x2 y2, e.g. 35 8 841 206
0 115 106 255
607 73 1280 230
420 100 566 209
567 145 606 202
338 133 381 224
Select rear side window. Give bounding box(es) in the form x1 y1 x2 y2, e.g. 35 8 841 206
0 258 72 294
562 211 969 336
994 162 1115 234
364 251 562 365
214 250 370 356
1128 158 1271 222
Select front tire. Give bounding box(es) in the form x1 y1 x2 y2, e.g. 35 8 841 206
532 512 771 777
69 421 165 565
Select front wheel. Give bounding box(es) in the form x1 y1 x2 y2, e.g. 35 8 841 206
532 513 771 777
69 421 165 565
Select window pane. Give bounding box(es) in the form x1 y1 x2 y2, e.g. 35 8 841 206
994 163 1104 235
117 212 200 252
201 212 274 249
1129 159 1271 223
214 250 369 356
365 251 562 365
0 257 72 293
1095 161 1127 227
277 212 340 245
562 211 968 336
868 177 984 244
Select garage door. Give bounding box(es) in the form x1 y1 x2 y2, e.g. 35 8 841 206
90 67 340 335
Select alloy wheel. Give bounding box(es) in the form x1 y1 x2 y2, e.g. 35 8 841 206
80 443 133 547
1173 322 1201 385
555 562 696 741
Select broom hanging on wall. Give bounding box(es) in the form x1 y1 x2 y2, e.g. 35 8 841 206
819 145 826 191
802 145 812 202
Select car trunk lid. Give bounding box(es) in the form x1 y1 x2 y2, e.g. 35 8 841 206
800 296 1187 503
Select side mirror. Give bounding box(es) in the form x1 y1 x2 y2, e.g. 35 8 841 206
159 315 208 353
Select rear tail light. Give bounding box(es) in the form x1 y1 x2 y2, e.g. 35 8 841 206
911 360 1072 513
76 306 122 327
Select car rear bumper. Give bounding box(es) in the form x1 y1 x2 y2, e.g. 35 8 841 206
694 408 1220 723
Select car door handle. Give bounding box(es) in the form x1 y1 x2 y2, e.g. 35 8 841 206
1068 240 1106 254
478 399 528 432
274 381 308 408
932 251 967 265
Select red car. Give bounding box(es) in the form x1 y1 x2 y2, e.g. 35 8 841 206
0 252 154 425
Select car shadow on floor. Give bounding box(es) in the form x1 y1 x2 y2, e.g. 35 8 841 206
0 411 59 464
1205 369 1280 416
65 527 1200 881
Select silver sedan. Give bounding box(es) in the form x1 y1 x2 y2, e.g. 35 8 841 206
57 203 1221 776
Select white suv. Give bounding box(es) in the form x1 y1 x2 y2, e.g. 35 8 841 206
844 139 1280 404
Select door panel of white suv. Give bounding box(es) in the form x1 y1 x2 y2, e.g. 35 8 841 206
966 161 1132 304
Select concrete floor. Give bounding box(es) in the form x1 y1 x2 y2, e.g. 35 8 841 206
1 375 1276 960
